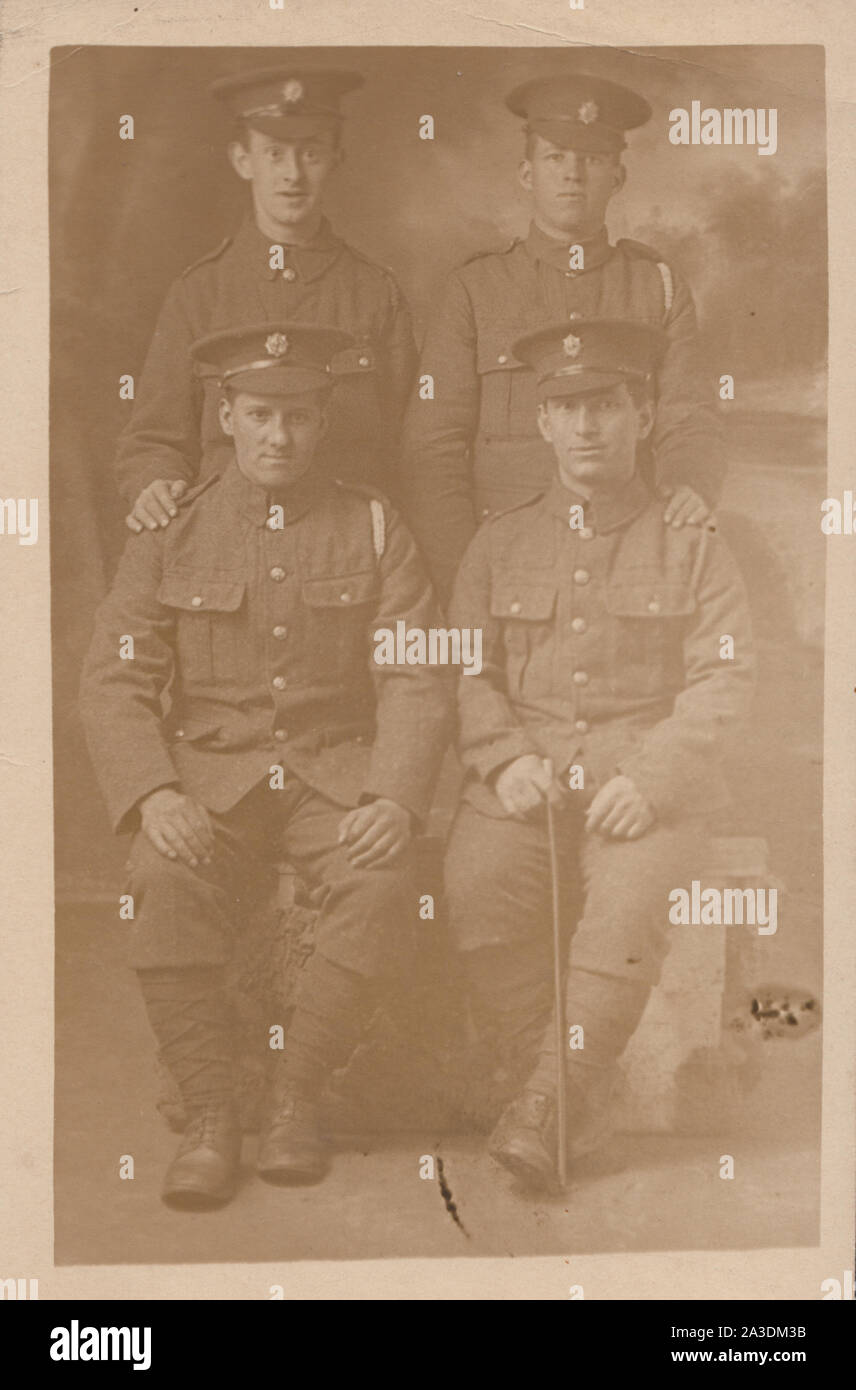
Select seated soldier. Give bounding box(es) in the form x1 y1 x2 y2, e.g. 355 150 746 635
80 323 451 1210
444 318 755 1191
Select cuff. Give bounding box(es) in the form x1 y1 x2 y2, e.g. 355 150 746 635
110 763 182 836
467 731 541 784
118 464 190 508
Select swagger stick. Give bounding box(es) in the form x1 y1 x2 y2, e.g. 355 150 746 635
546 799 567 1190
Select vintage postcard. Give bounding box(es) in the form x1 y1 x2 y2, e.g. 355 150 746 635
0 0 854 1307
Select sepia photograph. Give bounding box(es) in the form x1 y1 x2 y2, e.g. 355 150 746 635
47 40 828 1274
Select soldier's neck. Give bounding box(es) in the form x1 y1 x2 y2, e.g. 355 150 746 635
532 213 607 247
556 471 633 501
253 207 325 247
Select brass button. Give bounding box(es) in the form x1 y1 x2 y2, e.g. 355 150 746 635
175 729 185 739
573 569 590 585
282 267 297 282
191 595 203 608
571 617 587 634
274 729 287 742
358 355 370 368
270 567 285 582
272 676 286 691
569 311 582 320
574 719 589 734
273 625 287 640
481 508 490 518
573 670 589 686
579 526 595 540
497 354 508 365
648 599 661 615
339 591 352 603
509 600 522 615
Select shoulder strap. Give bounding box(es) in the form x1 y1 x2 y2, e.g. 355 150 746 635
462 238 520 267
181 236 232 278
175 474 220 508
488 490 545 522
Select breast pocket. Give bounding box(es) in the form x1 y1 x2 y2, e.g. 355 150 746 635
158 572 247 684
605 579 696 695
301 570 379 681
475 328 530 435
490 579 557 697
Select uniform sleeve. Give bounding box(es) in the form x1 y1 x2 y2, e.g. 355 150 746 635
616 532 755 819
79 534 180 834
400 270 481 604
362 505 454 822
653 265 726 507
377 272 418 436
448 526 542 780
113 276 203 506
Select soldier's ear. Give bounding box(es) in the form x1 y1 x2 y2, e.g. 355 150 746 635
635 397 655 441
518 159 534 195
612 160 627 195
228 141 254 183
536 401 553 443
218 397 235 437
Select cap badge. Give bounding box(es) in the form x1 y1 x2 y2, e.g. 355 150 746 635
563 333 582 358
282 79 304 105
578 100 599 125
265 333 290 358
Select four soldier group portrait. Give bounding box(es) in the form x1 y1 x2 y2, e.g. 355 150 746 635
79 57 754 1209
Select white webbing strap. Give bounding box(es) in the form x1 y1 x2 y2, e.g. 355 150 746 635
657 261 674 317
369 497 386 561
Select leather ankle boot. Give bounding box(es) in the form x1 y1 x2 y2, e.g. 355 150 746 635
257 1089 330 1185
488 1089 558 1191
162 1100 242 1209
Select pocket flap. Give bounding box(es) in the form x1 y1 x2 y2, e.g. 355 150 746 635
605 582 696 618
490 580 557 621
158 572 246 613
302 570 378 608
170 718 222 744
476 328 524 377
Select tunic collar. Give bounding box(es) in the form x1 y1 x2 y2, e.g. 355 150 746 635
524 220 612 274
543 469 652 534
236 215 345 283
218 458 327 527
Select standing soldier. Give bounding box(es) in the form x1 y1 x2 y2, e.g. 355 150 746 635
118 66 416 533
444 319 753 1191
402 73 724 602
82 324 450 1208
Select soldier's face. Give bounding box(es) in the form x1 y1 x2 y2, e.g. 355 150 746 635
228 128 341 235
219 389 328 491
519 137 625 239
537 383 654 494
